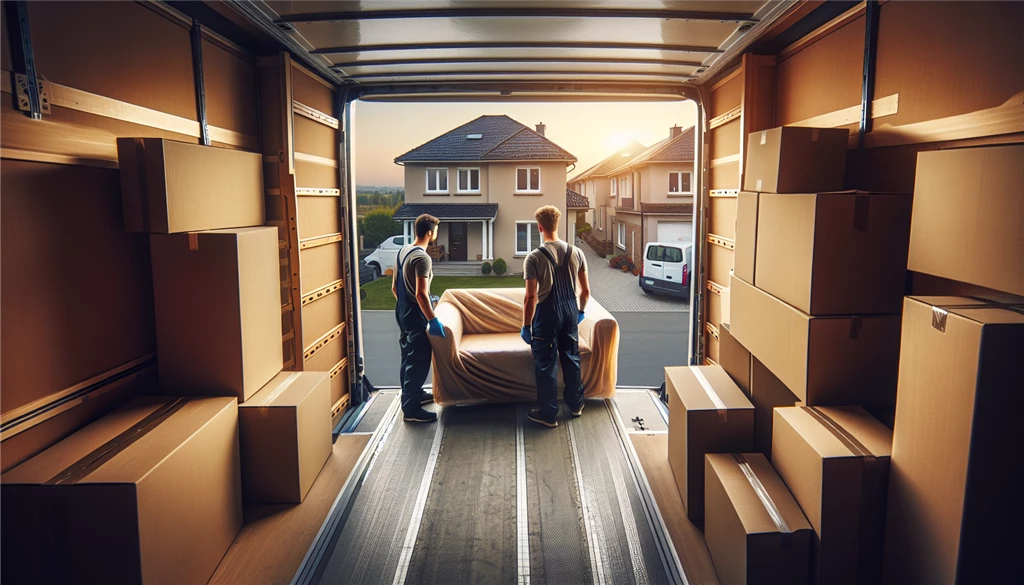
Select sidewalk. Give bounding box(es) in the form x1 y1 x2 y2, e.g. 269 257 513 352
579 241 689 313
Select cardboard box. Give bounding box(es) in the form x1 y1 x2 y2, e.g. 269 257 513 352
730 275 901 406
151 227 283 401
772 406 892 585
0 397 242 585
705 452 813 585
666 366 754 522
743 127 849 194
754 191 912 315
239 371 333 503
883 297 1024 585
718 323 751 397
734 191 759 283
118 138 264 233
750 357 799 460
908 145 1024 296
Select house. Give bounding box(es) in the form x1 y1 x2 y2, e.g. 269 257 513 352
392 115 580 273
568 140 649 255
604 126 695 263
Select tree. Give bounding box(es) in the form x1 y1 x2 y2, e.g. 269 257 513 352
361 207 402 249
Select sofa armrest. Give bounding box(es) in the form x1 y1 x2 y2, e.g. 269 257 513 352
578 299 614 345
434 301 464 346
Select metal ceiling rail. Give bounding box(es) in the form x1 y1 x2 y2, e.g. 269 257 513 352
312 41 725 55
276 7 756 23
342 70 694 80
353 82 685 96
332 56 706 69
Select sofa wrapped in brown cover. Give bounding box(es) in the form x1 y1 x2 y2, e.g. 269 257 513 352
428 288 619 405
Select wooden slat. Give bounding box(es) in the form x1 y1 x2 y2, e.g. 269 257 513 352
706 280 726 296
779 1 867 61
705 357 719 366
331 394 350 419
709 106 742 130
293 100 340 129
1 71 258 150
330 358 348 380
294 151 338 168
302 279 344 306
303 323 346 361
296 187 341 197
299 233 343 250
706 322 720 341
710 153 742 167
791 94 899 128
866 91 1024 148
0 148 118 169
707 233 735 250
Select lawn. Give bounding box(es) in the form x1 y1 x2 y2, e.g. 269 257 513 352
360 275 524 310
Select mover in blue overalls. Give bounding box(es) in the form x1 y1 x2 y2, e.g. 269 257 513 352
521 205 591 428
392 213 445 423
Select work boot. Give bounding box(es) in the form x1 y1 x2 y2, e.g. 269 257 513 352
419 391 434 405
404 409 438 423
527 409 558 428
570 403 585 418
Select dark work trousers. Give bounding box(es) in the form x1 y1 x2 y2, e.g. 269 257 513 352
395 248 431 416
531 246 585 422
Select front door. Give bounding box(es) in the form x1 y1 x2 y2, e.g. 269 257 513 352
449 222 467 261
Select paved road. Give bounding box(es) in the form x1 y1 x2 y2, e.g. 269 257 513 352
361 309 690 389
579 241 688 312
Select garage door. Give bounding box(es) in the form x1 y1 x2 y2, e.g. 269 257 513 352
658 221 692 243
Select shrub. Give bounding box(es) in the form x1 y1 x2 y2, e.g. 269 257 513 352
361 207 401 249
576 222 592 235
609 254 629 269
492 258 508 275
481 261 492 275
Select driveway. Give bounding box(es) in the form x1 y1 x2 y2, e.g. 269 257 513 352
579 241 688 313
361 309 690 389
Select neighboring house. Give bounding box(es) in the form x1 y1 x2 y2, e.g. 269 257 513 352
606 125 696 264
392 115 578 273
567 140 649 254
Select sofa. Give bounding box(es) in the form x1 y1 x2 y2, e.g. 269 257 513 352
428 288 619 406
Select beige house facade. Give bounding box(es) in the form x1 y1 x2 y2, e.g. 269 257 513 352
394 116 580 274
568 140 648 255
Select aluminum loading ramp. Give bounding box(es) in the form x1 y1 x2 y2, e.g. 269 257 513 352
295 391 685 585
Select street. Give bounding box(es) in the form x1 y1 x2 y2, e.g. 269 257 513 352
360 309 690 389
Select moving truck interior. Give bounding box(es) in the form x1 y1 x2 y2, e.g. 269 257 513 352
1 1 1021 584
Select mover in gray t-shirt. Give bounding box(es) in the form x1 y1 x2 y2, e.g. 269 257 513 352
524 240 588 304
391 214 444 423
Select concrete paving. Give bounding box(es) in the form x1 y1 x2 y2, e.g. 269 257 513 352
361 309 690 389
579 241 689 313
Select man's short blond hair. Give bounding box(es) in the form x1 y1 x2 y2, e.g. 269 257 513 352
534 205 561 234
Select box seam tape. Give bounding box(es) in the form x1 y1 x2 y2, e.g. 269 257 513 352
732 453 791 533
259 372 303 407
692 367 729 422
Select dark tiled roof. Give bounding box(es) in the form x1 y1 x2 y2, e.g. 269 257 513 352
641 202 693 215
607 126 696 174
568 140 648 182
394 115 576 163
393 203 498 221
566 188 589 209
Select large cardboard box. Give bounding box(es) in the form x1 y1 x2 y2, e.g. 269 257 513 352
883 297 1024 584
239 371 333 503
718 323 751 397
772 406 892 585
118 138 264 233
705 452 813 585
151 227 283 401
908 145 1024 296
743 127 849 194
0 397 242 585
666 366 754 522
734 191 759 283
754 191 912 315
750 357 799 460
730 275 901 406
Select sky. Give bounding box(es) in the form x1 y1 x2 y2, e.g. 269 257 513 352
352 100 697 187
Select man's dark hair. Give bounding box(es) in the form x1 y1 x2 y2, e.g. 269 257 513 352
415 214 440 238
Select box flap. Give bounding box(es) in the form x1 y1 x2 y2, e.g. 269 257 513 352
776 406 892 460
242 371 330 408
708 452 811 536
666 366 752 412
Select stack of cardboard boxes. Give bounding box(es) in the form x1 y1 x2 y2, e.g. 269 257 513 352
669 126 915 584
1 139 334 584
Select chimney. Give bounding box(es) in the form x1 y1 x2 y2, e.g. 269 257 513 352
670 125 682 139
536 122 546 136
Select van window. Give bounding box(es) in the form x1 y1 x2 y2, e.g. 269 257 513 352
664 246 683 263
646 246 662 261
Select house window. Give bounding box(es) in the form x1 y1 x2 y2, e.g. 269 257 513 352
457 168 480 193
426 168 448 193
617 222 626 250
669 171 692 195
597 208 604 230
516 167 541 192
610 179 617 197
620 178 626 197
516 221 542 255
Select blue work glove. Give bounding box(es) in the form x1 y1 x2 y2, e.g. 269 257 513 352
577 310 586 325
427 317 446 338
520 326 532 345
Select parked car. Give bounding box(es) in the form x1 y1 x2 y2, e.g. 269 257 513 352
640 242 691 299
362 235 410 280
358 258 377 284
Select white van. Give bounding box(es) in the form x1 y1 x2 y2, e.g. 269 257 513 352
640 242 691 299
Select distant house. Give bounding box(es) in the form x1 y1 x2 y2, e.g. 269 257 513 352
392 115 581 273
568 140 649 254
